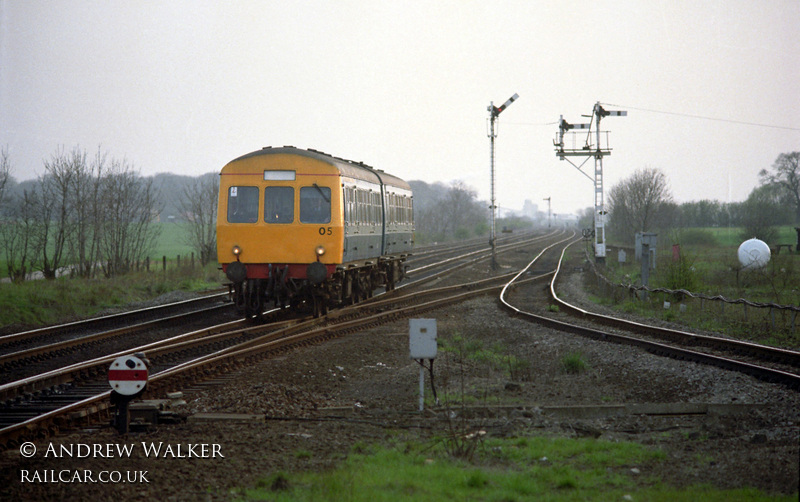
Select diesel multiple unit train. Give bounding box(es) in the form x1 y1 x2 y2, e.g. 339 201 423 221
216 146 414 319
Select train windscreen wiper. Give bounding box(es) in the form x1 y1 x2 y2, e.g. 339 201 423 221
313 183 331 203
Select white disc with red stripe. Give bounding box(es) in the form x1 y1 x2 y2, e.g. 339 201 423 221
108 355 149 396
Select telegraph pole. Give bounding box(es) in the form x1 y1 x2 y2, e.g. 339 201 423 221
488 93 518 270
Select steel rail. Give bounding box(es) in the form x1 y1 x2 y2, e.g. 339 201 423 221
409 228 565 275
0 291 229 347
137 232 573 393
1 227 549 381
409 229 538 259
549 251 800 368
500 239 800 390
0 303 232 370
0 234 565 448
1 232 564 403
144 275 560 397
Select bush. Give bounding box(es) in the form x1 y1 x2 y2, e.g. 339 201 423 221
658 254 701 295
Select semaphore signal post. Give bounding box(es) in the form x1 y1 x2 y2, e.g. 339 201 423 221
554 101 626 263
487 93 519 270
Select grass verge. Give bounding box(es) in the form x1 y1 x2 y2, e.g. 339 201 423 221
240 436 792 501
0 265 225 330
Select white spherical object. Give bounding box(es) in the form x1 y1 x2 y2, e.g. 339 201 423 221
737 238 771 269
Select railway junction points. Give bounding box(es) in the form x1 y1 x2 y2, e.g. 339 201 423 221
0 242 797 500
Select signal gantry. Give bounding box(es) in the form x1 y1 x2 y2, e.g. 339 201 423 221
555 101 626 263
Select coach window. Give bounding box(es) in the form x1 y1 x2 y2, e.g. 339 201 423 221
371 192 378 225
356 190 363 224
227 186 259 223
300 185 331 224
264 186 294 223
342 189 347 223
347 188 355 224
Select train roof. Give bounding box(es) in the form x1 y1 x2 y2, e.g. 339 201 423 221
227 146 411 192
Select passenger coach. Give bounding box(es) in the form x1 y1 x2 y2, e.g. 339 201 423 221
216 146 413 319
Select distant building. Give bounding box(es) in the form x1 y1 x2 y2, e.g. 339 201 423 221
522 200 539 219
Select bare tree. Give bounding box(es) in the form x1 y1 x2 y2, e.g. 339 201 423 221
607 167 673 244
759 152 800 224
439 181 480 236
97 159 162 277
0 146 10 206
408 179 488 243
0 190 37 282
69 148 106 278
33 147 82 279
415 206 447 239
177 173 219 266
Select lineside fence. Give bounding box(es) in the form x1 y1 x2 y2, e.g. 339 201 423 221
136 253 201 273
581 250 800 336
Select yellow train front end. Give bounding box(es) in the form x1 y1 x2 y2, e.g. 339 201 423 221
216 147 344 318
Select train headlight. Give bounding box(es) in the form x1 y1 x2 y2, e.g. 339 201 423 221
232 245 242 257
315 245 326 257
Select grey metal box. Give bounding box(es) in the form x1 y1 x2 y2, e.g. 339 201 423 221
409 319 437 359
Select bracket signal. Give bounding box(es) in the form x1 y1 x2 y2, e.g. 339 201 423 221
554 101 626 263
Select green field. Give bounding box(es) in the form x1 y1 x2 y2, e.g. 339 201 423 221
593 225 800 346
704 225 797 248
0 222 200 279
152 221 196 259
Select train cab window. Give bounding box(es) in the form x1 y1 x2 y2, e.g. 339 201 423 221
300 185 331 224
227 186 259 223
264 186 294 223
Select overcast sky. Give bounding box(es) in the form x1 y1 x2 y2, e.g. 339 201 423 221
1 1 798 216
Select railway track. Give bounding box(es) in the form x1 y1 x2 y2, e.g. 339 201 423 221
0 231 543 383
0 302 237 385
500 240 800 390
1 229 559 385
0 230 569 448
0 291 230 352
6 230 796 449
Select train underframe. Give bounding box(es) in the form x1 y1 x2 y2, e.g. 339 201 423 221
231 256 407 320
